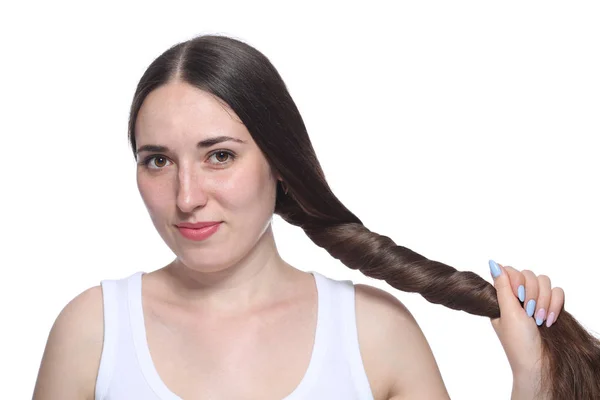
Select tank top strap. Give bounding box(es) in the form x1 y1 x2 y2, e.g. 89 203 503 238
309 272 374 399
336 278 374 399
95 278 118 399
95 272 145 400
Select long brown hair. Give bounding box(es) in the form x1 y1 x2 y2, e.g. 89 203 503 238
128 34 600 399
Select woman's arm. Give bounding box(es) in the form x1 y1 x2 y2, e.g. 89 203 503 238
32 286 104 400
355 284 451 400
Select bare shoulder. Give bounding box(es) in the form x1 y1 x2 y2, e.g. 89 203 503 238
354 283 450 400
33 285 104 400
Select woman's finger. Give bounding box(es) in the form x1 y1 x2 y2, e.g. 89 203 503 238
534 275 551 326
504 266 526 303
489 260 522 316
546 286 565 328
522 270 539 318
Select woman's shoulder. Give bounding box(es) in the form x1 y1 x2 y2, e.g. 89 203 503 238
353 283 450 399
355 283 414 325
33 285 104 399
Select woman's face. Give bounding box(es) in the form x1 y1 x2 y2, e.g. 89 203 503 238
135 81 278 272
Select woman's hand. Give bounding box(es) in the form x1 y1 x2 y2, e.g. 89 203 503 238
488 260 565 399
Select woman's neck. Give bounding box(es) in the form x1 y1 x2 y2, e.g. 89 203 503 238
157 226 303 316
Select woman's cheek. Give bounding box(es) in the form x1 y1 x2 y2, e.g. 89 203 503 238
208 171 256 208
138 175 175 217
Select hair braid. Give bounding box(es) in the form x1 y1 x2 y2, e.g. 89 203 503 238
305 223 500 317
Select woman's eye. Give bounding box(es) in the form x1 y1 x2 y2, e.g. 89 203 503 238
144 155 171 170
208 150 235 165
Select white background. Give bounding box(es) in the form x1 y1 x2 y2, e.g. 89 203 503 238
1 1 599 399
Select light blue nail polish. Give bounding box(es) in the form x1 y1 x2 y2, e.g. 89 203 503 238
518 285 525 302
526 299 536 317
489 259 501 278
536 316 544 326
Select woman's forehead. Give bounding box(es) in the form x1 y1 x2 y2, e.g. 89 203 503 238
135 81 248 144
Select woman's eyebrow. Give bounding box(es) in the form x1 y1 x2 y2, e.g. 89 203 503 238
136 136 247 155
197 135 247 148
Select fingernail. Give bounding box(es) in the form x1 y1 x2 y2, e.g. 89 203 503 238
535 308 546 326
489 259 501 278
518 285 525 302
526 299 536 317
546 312 556 327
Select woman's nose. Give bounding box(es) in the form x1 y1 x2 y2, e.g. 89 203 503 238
176 167 208 213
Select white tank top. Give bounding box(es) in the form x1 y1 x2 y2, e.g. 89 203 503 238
95 271 374 400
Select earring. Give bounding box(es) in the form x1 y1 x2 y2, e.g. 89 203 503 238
280 181 289 195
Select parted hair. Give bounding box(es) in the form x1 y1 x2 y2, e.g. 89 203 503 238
128 34 600 399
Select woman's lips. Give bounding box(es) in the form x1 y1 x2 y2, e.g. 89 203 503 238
176 222 221 241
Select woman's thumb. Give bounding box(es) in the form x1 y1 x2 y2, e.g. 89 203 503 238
489 259 520 314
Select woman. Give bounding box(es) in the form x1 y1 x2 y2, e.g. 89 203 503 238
33 35 600 399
